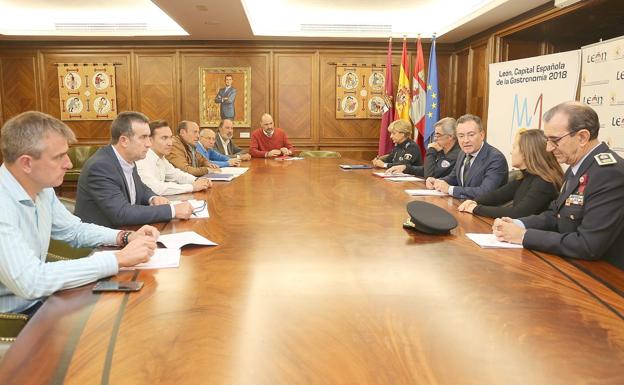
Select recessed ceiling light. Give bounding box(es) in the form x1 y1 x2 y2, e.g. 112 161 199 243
0 0 188 36
241 0 500 38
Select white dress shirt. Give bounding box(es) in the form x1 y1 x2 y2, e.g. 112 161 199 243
136 149 196 196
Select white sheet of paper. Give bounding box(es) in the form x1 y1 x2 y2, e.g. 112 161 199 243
466 233 523 249
170 199 208 218
118 248 181 270
386 176 424 182
220 167 249 177
405 189 448 196
373 172 413 178
275 156 304 161
158 231 218 250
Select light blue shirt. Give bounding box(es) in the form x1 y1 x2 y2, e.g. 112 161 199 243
0 164 119 313
196 143 230 167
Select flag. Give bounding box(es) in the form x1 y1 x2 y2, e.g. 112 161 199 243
410 36 426 158
394 37 411 123
378 37 394 155
424 35 439 145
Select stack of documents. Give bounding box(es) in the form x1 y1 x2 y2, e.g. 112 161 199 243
466 233 523 249
405 189 448 196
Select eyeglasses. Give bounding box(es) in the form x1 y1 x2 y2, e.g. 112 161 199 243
433 133 448 139
545 131 574 147
192 200 207 216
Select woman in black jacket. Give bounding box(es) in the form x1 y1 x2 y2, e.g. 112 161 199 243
457 129 563 218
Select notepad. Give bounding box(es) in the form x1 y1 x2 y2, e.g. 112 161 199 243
170 199 208 218
339 164 373 169
119 248 181 270
466 233 523 249
158 231 218 250
405 189 448 196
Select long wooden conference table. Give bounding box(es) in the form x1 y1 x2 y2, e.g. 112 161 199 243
1 158 623 385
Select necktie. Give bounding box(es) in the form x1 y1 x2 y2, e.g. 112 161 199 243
190 148 197 168
462 154 473 186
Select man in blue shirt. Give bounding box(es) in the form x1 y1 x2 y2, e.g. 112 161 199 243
0 111 158 315
196 128 241 168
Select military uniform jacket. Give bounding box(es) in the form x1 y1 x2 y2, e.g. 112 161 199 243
521 142 624 269
405 142 460 178
381 140 423 169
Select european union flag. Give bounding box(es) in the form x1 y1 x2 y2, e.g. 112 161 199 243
424 35 438 144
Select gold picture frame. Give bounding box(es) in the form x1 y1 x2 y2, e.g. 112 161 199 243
199 67 251 127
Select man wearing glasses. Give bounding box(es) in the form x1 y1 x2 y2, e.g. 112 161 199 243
387 117 460 178
425 114 508 199
493 101 624 269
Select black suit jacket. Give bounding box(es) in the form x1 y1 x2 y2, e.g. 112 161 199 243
521 142 624 269
441 142 508 199
74 145 172 227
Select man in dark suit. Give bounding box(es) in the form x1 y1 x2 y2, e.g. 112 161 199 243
214 74 237 120
214 119 250 160
426 114 508 199
75 111 193 227
494 102 624 269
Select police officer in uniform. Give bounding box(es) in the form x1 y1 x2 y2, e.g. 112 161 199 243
387 117 460 178
372 120 422 170
493 101 624 269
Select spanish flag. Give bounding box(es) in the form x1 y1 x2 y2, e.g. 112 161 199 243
394 37 411 124
410 36 426 158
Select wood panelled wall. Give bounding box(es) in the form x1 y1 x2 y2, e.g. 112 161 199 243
1 0 620 160
0 43 453 160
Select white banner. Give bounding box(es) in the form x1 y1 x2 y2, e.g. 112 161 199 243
486 50 581 165
581 35 624 156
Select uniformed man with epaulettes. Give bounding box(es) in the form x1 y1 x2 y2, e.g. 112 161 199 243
493 101 624 269
372 119 422 169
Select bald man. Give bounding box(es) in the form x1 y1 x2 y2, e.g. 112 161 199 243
249 113 294 158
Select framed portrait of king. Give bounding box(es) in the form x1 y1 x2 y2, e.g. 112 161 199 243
200 67 251 127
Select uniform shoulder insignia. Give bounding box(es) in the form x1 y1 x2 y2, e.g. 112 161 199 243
404 153 413 160
594 152 616 166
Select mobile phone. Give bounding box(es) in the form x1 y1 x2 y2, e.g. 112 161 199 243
92 281 144 292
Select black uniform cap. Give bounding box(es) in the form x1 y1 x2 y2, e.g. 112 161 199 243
403 201 458 234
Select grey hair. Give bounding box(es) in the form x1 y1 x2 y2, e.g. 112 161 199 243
543 101 599 140
435 117 457 136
